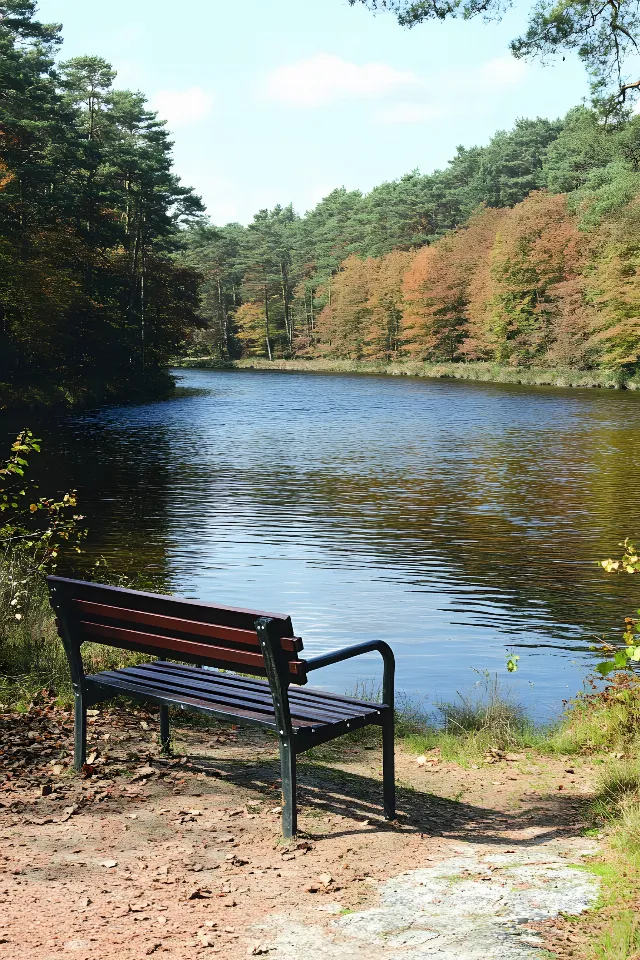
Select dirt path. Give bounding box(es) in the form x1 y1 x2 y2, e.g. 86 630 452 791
0 699 601 959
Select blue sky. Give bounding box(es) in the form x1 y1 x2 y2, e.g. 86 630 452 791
37 0 590 224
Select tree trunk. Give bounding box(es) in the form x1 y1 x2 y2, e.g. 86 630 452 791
264 280 272 361
280 262 292 348
218 279 229 357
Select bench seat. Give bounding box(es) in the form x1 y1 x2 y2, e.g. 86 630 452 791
87 660 388 748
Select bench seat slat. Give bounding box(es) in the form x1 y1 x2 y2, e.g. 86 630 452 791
150 660 383 710
119 664 374 725
87 673 284 728
143 662 383 720
89 665 379 727
73 600 303 653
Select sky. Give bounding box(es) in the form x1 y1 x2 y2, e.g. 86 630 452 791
36 0 591 225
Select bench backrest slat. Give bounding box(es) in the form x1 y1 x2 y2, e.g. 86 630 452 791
48 576 307 684
73 600 303 653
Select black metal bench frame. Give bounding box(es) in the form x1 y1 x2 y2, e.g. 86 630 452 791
47 576 395 837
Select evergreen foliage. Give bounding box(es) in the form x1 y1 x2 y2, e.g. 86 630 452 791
182 107 640 370
0 0 204 406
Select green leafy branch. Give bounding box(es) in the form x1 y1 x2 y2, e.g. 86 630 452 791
1 430 86 619
596 538 640 676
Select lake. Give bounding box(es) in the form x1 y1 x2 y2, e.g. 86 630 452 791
6 367 640 721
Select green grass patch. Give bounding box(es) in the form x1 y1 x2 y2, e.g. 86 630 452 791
175 356 640 392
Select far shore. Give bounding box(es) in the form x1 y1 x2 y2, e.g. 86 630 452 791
174 356 640 391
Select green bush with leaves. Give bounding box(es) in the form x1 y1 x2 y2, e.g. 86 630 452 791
0 430 84 672
597 538 640 676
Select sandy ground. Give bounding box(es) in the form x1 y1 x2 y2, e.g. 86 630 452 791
0 697 602 959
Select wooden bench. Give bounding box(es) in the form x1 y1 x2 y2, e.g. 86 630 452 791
47 576 395 837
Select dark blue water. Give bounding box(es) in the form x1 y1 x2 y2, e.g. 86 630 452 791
11 368 640 720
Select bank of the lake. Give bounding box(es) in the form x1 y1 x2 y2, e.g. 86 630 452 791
175 356 640 390
0 369 177 413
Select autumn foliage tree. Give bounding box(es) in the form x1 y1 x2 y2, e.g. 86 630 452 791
588 200 640 365
315 256 374 359
364 250 412 360
402 208 505 361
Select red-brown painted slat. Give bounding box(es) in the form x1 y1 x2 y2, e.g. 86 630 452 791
73 599 302 654
50 575 296 639
78 621 307 681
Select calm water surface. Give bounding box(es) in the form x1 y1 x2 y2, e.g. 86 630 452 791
7 368 640 720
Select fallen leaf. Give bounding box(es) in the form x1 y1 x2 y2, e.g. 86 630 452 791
188 888 213 900
129 901 151 913
134 766 155 778
60 804 79 822
247 943 270 956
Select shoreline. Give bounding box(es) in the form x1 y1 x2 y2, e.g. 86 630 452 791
0 370 176 413
175 357 640 391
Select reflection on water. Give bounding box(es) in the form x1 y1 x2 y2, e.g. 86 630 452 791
5 368 640 720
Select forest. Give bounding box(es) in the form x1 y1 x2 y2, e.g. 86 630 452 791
183 108 640 370
5 0 640 408
0 1 203 407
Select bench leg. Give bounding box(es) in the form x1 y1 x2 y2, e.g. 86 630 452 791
279 739 297 839
159 705 171 753
74 693 87 772
382 711 395 820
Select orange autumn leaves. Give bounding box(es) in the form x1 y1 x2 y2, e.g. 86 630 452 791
313 190 640 368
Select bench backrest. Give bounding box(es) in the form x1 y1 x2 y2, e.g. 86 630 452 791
47 576 307 685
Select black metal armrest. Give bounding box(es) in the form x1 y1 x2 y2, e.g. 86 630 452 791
304 640 395 709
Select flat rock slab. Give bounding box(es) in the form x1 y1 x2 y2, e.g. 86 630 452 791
254 841 599 959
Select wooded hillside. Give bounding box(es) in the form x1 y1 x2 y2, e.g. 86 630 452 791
183 107 640 369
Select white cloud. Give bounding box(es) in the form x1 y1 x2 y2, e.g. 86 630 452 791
373 55 528 125
151 86 214 128
262 53 418 106
479 56 528 88
376 102 446 124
